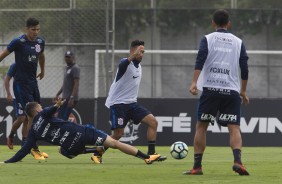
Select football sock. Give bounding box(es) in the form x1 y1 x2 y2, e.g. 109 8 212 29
233 149 242 164
9 131 16 138
83 146 105 154
148 141 156 155
136 150 150 159
193 153 203 169
32 144 39 150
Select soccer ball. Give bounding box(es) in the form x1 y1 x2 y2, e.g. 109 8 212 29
170 141 188 159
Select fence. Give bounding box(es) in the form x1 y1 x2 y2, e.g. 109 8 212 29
0 0 114 99
95 49 282 98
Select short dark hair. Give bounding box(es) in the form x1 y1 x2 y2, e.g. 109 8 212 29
213 9 229 27
26 17 40 27
25 102 38 117
130 40 145 48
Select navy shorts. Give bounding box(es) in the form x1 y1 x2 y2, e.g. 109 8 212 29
13 81 40 116
197 87 241 126
60 126 108 159
109 103 151 130
85 126 108 146
13 98 24 117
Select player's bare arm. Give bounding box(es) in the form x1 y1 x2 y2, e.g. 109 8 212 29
4 75 13 102
37 52 45 80
68 79 79 107
189 70 201 95
0 49 11 62
240 80 249 105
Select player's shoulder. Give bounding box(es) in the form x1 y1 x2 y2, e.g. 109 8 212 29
10 35 26 43
120 58 128 63
73 63 80 69
36 36 45 44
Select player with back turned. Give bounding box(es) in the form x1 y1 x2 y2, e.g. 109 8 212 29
0 17 48 160
184 9 250 176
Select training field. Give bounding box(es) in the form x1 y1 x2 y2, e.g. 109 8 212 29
0 146 281 184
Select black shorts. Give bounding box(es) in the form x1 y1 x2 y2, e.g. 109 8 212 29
109 103 151 130
197 87 241 126
13 81 40 116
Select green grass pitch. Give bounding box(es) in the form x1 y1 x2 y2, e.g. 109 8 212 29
0 145 281 184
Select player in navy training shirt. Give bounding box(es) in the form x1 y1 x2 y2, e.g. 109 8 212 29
2 99 160 164
0 17 47 160
4 63 28 149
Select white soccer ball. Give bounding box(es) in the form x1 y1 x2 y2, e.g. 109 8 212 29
170 141 188 159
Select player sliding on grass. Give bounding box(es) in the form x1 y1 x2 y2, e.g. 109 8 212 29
2 99 159 164
184 9 250 176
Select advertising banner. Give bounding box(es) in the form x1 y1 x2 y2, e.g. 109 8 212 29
96 98 282 146
1 98 281 146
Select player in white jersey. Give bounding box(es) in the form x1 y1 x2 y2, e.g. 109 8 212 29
92 40 166 164
183 9 250 176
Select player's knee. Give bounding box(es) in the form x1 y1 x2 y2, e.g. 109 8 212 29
111 129 123 140
149 118 158 130
111 133 122 140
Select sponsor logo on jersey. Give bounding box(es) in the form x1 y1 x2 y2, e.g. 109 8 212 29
37 39 43 43
59 131 70 144
51 128 61 142
41 123 50 137
33 116 44 131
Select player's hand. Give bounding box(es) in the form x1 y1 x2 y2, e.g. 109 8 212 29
189 82 198 95
36 71 45 80
128 46 144 61
55 98 66 107
240 91 249 105
6 93 13 103
0 162 5 164
68 99 75 108
53 96 59 104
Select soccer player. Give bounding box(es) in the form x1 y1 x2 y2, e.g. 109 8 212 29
0 17 48 160
91 40 166 164
53 51 80 120
1 99 160 164
183 9 250 176
4 63 28 149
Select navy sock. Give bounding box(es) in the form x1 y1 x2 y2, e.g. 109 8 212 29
193 153 203 169
233 149 242 164
148 141 156 155
136 150 150 159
